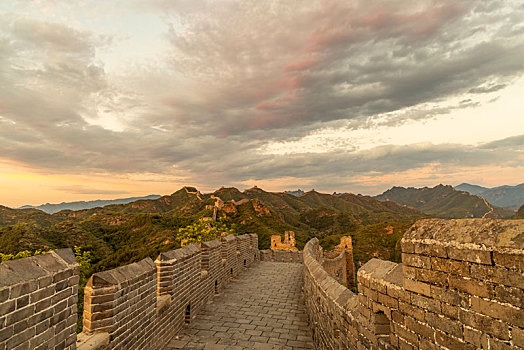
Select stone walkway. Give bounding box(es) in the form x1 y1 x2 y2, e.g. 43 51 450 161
165 262 314 350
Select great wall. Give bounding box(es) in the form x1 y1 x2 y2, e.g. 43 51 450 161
0 219 523 349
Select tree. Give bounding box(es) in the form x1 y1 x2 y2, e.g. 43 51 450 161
74 246 93 333
176 217 235 246
0 249 50 263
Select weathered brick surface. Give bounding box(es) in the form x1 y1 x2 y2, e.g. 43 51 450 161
0 249 78 350
303 219 524 349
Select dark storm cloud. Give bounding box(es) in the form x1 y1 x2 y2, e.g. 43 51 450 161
0 0 523 188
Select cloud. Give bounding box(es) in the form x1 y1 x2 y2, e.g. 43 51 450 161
0 0 523 194
54 186 129 195
469 84 508 94
142 0 524 138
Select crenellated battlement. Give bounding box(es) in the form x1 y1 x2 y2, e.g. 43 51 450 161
303 219 524 349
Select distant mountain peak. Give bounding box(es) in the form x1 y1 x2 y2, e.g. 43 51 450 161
376 184 514 219
455 183 524 209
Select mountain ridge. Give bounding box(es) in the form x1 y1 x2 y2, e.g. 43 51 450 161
376 184 515 219
17 195 162 214
455 183 524 210
1 186 426 274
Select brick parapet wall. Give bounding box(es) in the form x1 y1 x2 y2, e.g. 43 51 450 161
0 249 78 350
398 219 524 349
259 249 303 263
303 219 524 349
303 238 359 349
82 258 157 349
320 250 349 286
221 234 238 280
154 243 204 349
81 233 259 350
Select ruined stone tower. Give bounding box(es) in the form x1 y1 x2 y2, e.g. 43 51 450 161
271 231 298 251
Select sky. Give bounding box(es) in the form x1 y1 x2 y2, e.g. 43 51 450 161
0 0 523 207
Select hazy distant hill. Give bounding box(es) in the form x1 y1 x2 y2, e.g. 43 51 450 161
376 184 515 219
455 183 524 210
18 195 161 214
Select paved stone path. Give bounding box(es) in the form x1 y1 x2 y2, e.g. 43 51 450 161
165 262 314 350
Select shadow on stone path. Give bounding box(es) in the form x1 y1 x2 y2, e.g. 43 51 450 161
165 262 314 350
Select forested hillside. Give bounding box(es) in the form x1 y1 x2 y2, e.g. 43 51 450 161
1 186 426 275
376 184 515 219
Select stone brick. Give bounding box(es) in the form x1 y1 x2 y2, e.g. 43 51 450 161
0 288 8 303
0 250 77 350
404 316 434 341
377 292 398 309
488 337 514 350
492 252 524 271
0 327 14 343
430 257 469 276
398 301 424 322
494 284 524 306
402 254 431 269
400 240 415 254
470 296 524 328
386 285 410 303
6 327 34 349
393 323 418 347
402 266 417 280
470 263 524 288
403 278 430 297
425 311 462 338
413 242 447 258
441 302 460 320
391 310 404 325
435 330 474 350
430 285 469 308
458 309 510 340
463 326 482 347
447 247 492 265
9 281 37 299
513 327 524 348
0 300 15 315
418 337 437 350
415 268 448 286
449 276 492 298
410 293 440 314
398 337 415 350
